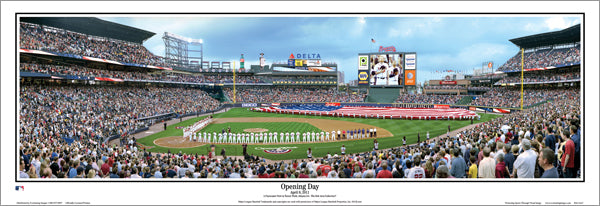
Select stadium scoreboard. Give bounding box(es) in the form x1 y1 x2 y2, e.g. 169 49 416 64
358 52 417 87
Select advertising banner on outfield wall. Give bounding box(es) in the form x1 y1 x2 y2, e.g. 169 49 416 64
434 104 450 109
405 70 416 86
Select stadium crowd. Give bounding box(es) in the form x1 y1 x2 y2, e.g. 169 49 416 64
19 87 580 179
497 46 580 72
496 71 580 84
272 79 336 85
424 85 466 90
467 87 492 91
19 85 221 150
20 22 167 67
395 94 464 105
224 88 366 103
20 63 265 84
470 87 567 108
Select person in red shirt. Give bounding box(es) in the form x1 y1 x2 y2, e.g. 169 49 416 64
317 164 332 177
505 131 513 144
100 162 110 177
107 157 114 168
495 154 509 178
298 169 309 178
376 162 393 178
561 130 576 178
258 170 269 178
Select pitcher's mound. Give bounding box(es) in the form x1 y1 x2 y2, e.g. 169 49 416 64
244 128 269 133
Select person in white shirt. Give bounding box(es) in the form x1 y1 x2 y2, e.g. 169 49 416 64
296 132 300 142
290 132 295 143
407 156 426 178
341 145 346 155
311 131 316 142
512 139 537 178
320 131 325 142
478 147 496 178
326 131 330 141
274 132 278 143
207 133 211 143
280 132 284 143
285 132 290 143
426 131 430 141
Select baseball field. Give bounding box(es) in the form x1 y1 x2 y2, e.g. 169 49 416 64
137 108 501 160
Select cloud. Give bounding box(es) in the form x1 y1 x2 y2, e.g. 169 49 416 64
388 18 443 38
545 17 580 30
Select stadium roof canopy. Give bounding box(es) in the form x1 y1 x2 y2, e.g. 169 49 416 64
509 24 580 49
20 17 155 44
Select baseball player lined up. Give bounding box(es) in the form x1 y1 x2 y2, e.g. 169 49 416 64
189 127 379 145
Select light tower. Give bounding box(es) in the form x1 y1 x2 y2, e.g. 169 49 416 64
162 32 203 71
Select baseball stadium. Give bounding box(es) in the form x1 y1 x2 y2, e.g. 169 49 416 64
18 17 581 180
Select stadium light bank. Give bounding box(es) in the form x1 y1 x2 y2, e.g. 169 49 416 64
165 32 203 44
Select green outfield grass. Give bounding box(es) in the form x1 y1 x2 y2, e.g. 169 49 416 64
137 108 501 160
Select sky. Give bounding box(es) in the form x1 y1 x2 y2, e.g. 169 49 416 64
101 16 581 84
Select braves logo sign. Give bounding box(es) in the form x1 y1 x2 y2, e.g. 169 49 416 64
379 46 396 52
255 147 297 154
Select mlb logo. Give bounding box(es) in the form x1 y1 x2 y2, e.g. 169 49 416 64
15 186 24 191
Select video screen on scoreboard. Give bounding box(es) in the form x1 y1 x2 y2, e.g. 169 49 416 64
369 53 403 86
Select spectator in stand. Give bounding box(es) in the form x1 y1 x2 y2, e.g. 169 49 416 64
376 161 393 178
539 148 559 178
478 147 496 178
512 139 537 178
450 149 467 178
560 130 576 178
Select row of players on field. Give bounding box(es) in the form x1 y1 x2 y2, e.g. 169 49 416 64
186 129 378 144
